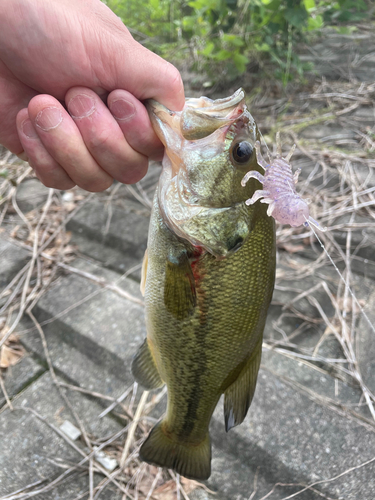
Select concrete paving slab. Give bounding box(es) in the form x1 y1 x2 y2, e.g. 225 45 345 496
18 312 134 405
357 284 375 396
23 259 146 384
0 353 45 408
15 178 50 213
12 268 375 499
66 165 161 277
67 198 150 276
0 371 122 498
73 231 144 280
14 251 375 499
210 368 375 500
261 349 366 415
0 237 29 290
36 473 122 500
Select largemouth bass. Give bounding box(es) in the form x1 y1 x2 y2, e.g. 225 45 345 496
132 89 276 480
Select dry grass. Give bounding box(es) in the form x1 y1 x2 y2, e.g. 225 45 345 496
0 78 374 499
253 79 375 430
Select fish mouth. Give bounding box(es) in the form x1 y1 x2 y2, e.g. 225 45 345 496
180 89 246 140
146 89 247 143
184 88 245 113
146 99 176 121
145 99 182 150
146 88 244 117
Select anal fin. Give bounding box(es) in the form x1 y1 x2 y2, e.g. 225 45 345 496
131 339 164 390
224 335 263 432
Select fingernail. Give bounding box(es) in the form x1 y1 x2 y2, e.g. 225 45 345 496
110 99 135 121
35 107 63 131
68 94 95 118
21 119 39 139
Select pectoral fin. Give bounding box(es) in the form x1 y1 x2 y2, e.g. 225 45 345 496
131 339 164 390
164 251 196 320
224 336 263 432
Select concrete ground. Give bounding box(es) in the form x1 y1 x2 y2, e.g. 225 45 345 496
1 28 375 500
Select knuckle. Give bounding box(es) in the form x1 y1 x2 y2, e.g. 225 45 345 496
86 129 113 151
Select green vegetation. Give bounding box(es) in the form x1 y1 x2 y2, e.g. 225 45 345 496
105 0 371 84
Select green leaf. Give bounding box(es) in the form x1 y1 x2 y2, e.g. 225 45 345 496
202 41 215 56
214 49 232 61
332 25 357 34
182 15 197 29
222 33 244 46
233 52 249 73
254 42 271 52
307 14 323 30
284 6 308 28
303 0 315 10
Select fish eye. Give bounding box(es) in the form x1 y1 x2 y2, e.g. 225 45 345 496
231 141 253 164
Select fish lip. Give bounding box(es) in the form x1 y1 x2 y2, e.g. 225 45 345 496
145 99 181 149
186 88 245 114
145 88 246 125
180 89 247 141
146 99 163 113
145 99 174 118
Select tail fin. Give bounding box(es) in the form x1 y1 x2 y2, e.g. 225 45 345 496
139 421 211 480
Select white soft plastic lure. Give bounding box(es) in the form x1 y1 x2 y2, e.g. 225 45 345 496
241 133 319 228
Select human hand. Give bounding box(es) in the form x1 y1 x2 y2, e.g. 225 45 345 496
1 0 184 191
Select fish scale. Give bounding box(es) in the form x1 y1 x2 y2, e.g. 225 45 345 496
131 89 276 480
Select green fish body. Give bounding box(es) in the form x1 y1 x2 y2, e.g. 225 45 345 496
132 89 276 480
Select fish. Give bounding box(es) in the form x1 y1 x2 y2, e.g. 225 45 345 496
131 89 276 481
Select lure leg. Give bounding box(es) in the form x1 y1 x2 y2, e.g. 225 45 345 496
286 144 296 162
266 201 276 217
241 170 265 187
245 189 270 206
293 167 301 184
254 141 268 170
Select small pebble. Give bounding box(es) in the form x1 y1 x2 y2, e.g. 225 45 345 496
94 447 118 472
62 191 74 202
60 420 82 441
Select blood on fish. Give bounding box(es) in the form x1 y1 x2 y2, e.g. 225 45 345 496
241 133 319 228
190 245 205 283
